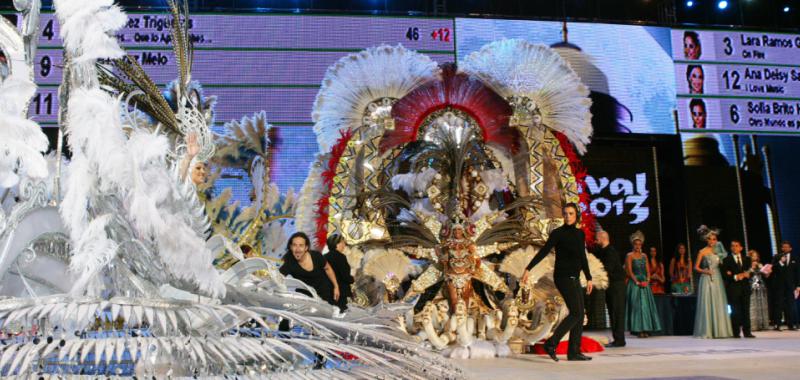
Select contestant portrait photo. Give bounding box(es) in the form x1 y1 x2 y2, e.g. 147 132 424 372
689 98 707 129
686 64 704 94
683 31 702 60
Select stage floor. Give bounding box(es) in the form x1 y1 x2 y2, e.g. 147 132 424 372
453 330 800 380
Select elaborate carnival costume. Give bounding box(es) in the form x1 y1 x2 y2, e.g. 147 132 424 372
0 1 457 377
296 39 609 356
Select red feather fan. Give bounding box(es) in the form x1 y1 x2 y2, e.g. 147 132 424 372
381 63 519 154
315 129 353 249
553 132 596 246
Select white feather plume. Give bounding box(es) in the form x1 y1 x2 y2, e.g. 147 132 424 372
54 0 127 63
584 253 609 289
55 1 225 297
390 167 438 195
312 44 440 152
480 168 507 193
0 76 49 187
460 39 593 153
486 145 515 185
69 214 118 295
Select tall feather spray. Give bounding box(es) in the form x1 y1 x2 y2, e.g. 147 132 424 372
460 39 593 153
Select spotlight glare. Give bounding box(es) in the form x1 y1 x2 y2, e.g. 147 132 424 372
784 6 790 13
718 0 728 10
686 0 694 7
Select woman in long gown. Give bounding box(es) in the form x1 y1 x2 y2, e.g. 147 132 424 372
670 243 693 294
648 247 666 295
693 226 733 338
626 231 662 338
747 249 770 331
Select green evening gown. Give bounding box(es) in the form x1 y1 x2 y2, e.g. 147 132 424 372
693 253 733 338
626 255 662 333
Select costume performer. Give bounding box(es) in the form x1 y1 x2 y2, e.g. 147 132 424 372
326 233 354 311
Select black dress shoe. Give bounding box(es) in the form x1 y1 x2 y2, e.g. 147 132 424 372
744 334 756 338
543 343 559 362
732 335 741 338
604 342 625 348
567 353 592 361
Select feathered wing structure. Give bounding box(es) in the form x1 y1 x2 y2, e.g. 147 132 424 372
312 44 440 152
0 295 460 379
460 39 593 153
362 248 412 292
56 0 224 298
295 157 327 246
500 246 549 284
213 111 270 168
382 63 520 154
500 246 608 289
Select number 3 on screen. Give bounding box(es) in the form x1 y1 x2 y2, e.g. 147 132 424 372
723 37 733 56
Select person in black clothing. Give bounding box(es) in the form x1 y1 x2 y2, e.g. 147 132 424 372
326 233 354 312
721 240 755 338
279 232 340 306
771 241 800 330
594 230 626 347
522 203 594 362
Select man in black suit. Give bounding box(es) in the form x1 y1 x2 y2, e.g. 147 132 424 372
721 240 755 338
594 230 626 347
772 241 800 330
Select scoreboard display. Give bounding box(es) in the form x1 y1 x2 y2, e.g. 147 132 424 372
17 12 455 193
673 29 800 134
6 9 800 220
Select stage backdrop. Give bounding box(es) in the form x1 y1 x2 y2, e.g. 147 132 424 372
455 18 677 136
581 143 663 255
